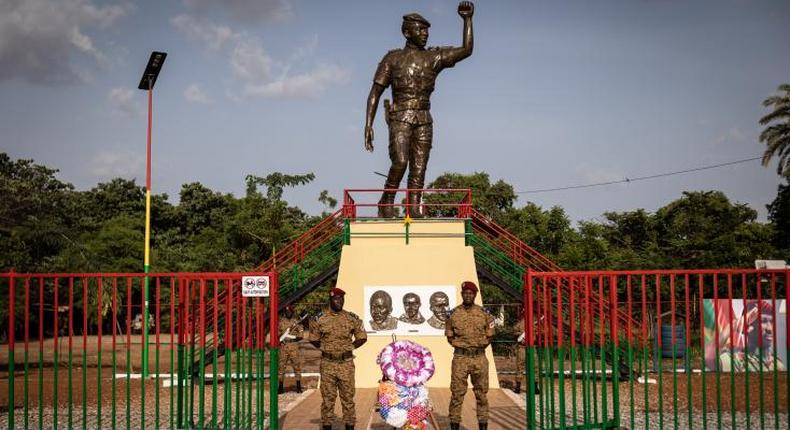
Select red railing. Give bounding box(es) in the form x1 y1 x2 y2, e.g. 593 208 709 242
522 268 789 429
342 188 472 219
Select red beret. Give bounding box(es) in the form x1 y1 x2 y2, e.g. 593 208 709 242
286 304 295 312
329 287 346 297
461 281 478 293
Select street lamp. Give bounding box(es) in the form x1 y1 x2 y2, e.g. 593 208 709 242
138 51 167 378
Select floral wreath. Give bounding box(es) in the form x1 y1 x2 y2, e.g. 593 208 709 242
377 340 435 428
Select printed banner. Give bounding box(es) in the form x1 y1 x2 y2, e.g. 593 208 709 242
703 299 787 371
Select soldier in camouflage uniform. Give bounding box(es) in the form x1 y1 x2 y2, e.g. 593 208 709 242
309 287 368 430
278 305 305 394
445 281 495 430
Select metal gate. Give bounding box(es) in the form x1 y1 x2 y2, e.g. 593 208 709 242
523 269 790 430
1 272 281 430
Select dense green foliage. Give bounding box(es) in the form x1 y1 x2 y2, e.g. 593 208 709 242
760 83 790 178
2 154 786 275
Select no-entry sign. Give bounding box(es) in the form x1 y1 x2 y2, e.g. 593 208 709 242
241 275 270 297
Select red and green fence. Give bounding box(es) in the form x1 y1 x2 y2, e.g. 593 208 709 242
523 269 790 430
1 272 280 430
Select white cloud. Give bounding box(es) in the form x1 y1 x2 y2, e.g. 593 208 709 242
90 149 144 179
184 83 210 104
172 15 348 99
108 87 139 117
714 127 747 146
0 0 132 85
182 0 291 24
245 63 349 98
171 14 240 51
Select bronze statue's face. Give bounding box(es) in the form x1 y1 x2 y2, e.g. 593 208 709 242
461 289 476 306
329 294 344 312
403 294 421 319
403 23 429 48
370 293 392 324
429 293 449 322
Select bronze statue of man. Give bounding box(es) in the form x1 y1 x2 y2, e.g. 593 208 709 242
364 1 475 218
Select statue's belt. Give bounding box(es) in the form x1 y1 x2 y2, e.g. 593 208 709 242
454 347 485 356
321 351 354 361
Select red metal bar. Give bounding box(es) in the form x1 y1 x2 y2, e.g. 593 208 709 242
714 274 720 370
226 278 232 349
156 277 161 359
626 276 632 344
570 276 576 347
685 274 691 357
557 276 563 348
742 274 748 359
656 275 662 349
112 278 117 362
670 275 676 358
97 276 103 365
54 277 58 358
610 275 618 346
585 276 592 348
25 277 29 367
127 277 132 368
200 279 206 349
642 275 647 351
270 273 279 348
525 270 533 347
727 274 734 362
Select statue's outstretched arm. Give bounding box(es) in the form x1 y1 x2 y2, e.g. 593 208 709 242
364 83 386 152
442 2 474 66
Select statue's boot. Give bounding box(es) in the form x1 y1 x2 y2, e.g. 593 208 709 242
514 381 521 394
479 422 488 430
295 380 303 393
450 423 460 430
277 381 284 394
322 426 332 430
408 192 423 218
345 425 354 430
378 192 396 218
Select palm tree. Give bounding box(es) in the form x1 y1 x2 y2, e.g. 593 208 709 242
759 83 790 178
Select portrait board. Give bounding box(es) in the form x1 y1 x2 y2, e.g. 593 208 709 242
364 286 456 336
703 299 787 371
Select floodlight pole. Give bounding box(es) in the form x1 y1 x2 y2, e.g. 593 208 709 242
138 51 167 378
143 76 152 378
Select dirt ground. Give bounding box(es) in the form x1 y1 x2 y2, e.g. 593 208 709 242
2 337 789 428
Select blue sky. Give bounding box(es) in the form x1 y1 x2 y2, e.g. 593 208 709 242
2 0 789 223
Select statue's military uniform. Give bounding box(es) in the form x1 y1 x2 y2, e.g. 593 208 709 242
445 304 495 424
373 45 462 209
278 315 304 384
309 310 367 427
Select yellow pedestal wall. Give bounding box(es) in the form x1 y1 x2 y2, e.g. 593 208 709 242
336 219 500 388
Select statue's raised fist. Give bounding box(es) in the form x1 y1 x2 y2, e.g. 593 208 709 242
458 1 474 18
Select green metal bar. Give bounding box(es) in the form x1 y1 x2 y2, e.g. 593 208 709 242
258 348 264 430
247 336 253 430
538 338 545 429
225 347 232 430
526 345 537 430
176 344 184 429
235 347 241 429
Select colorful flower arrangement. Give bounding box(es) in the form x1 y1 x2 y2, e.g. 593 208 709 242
377 340 435 428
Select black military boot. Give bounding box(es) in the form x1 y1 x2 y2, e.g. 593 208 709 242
295 380 303 393
514 381 521 394
534 382 541 395
277 381 284 394
345 424 354 430
322 426 332 430
408 192 423 218
450 423 460 430
478 422 488 430
378 192 396 218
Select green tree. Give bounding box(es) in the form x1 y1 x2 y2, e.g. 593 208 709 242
759 83 790 178
767 181 790 254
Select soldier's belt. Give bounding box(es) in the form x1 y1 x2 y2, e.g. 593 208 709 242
392 100 431 111
454 347 485 356
321 351 353 361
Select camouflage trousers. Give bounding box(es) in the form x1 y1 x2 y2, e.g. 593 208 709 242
449 354 489 423
514 347 525 385
319 359 356 425
278 342 302 381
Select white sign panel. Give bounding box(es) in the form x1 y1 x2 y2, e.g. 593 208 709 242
364 285 456 336
241 276 270 297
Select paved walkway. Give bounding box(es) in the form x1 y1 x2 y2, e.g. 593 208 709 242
278 388 525 430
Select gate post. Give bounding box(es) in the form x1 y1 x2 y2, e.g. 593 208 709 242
269 272 280 429
524 269 536 430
